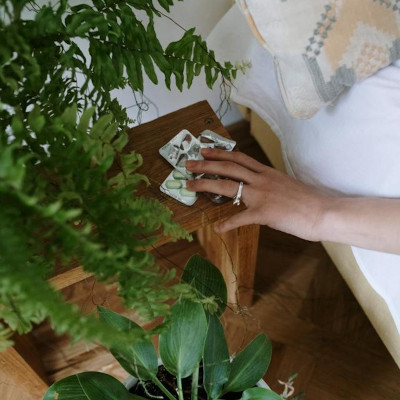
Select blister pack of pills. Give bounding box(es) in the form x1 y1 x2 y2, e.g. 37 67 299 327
160 170 198 206
159 129 236 206
159 130 202 179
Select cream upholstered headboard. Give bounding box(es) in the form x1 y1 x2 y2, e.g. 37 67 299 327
237 105 286 172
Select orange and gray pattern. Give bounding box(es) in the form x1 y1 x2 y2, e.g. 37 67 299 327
237 0 400 116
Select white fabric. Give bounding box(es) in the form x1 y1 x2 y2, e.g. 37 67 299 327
208 5 400 333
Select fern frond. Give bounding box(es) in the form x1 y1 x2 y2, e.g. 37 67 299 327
0 0 238 350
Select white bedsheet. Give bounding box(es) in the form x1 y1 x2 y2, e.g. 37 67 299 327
208 5 400 333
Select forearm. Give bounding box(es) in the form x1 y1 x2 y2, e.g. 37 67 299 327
186 148 400 255
319 196 400 254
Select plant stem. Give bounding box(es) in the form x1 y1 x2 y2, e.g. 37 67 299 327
153 376 177 400
191 364 199 400
177 374 184 400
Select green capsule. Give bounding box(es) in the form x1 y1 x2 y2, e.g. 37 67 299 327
172 170 186 180
180 188 196 197
165 180 182 189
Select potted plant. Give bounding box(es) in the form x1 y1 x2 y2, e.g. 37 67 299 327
42 255 290 400
0 0 240 351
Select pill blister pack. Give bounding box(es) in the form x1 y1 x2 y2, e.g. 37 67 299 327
159 130 201 179
159 169 198 206
159 129 236 206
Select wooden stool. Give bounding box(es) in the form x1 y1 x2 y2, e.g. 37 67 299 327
122 101 260 306
49 101 260 305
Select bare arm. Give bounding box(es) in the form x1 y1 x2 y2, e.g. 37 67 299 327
321 196 400 254
186 148 400 255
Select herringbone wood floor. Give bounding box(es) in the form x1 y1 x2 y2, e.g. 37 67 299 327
3 121 400 399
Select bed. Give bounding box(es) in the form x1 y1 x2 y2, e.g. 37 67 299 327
208 3 400 368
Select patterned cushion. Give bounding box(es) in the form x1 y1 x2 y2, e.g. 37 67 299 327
237 0 400 118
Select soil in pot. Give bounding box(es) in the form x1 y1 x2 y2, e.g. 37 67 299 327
129 365 242 400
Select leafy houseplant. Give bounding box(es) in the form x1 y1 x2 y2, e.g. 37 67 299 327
42 255 285 400
0 0 240 350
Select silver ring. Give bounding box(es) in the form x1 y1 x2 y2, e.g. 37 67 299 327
233 181 244 206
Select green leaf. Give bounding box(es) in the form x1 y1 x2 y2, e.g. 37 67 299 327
120 152 143 174
205 66 213 89
11 115 24 135
240 388 283 400
28 106 45 132
125 52 143 92
186 61 194 88
223 334 272 394
141 53 158 85
66 14 86 35
157 0 171 12
0 145 16 179
203 314 230 399
43 201 62 217
78 107 95 133
74 21 92 36
101 122 119 143
123 173 149 187
112 131 129 152
91 114 114 138
98 307 158 381
61 105 78 127
181 255 227 316
42 372 135 400
159 300 207 378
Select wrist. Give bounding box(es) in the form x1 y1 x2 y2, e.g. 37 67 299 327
315 196 344 243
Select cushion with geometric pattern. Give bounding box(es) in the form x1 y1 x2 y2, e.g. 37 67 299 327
237 0 400 119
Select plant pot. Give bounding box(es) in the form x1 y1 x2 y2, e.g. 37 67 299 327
124 362 270 397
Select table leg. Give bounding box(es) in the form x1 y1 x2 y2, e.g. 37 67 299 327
197 223 260 307
0 333 49 400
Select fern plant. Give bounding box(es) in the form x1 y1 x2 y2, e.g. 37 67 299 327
0 0 239 351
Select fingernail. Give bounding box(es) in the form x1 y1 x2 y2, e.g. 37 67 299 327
185 160 194 169
201 148 211 155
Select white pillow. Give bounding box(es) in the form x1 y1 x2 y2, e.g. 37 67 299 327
236 0 400 119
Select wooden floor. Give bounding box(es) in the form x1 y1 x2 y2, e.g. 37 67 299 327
2 120 400 399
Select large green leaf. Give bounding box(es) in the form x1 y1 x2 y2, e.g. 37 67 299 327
223 334 272 394
159 300 207 378
181 254 227 316
240 388 283 400
42 372 137 400
203 313 230 399
98 306 158 380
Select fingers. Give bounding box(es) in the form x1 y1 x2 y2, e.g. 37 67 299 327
186 178 241 198
201 148 266 173
215 210 255 233
186 159 254 183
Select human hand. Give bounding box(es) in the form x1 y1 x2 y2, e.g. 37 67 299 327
186 148 332 240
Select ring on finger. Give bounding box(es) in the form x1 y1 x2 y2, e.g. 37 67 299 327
233 181 244 206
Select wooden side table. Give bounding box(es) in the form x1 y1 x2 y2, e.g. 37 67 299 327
1 101 260 400
121 100 260 306
49 100 260 305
